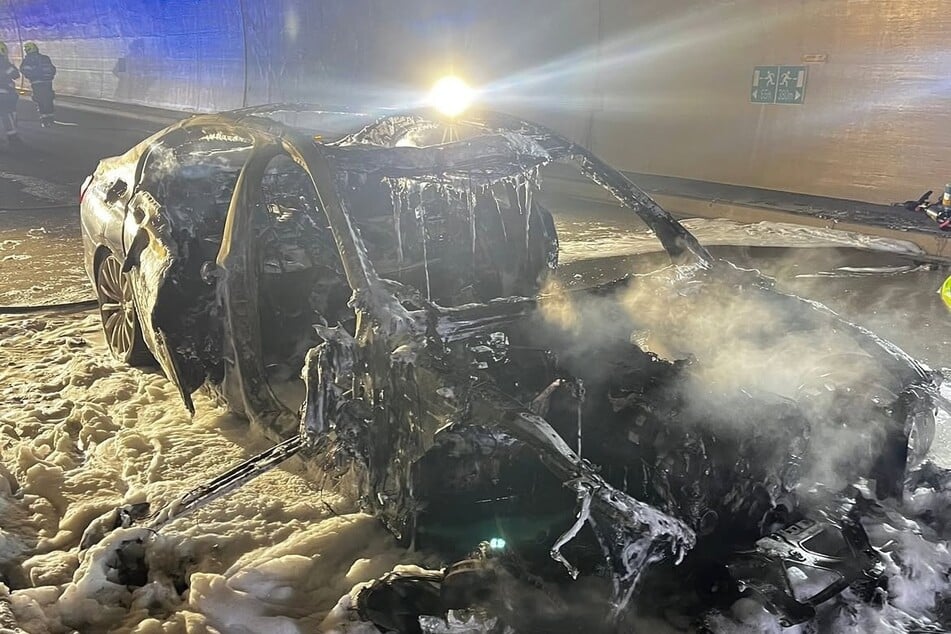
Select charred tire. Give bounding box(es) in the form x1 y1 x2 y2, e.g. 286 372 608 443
906 404 936 468
95 254 154 367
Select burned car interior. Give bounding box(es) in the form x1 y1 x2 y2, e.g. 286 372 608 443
83 104 944 631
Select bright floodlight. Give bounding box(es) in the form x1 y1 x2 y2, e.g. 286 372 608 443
429 75 474 117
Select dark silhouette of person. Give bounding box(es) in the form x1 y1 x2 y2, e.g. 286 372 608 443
20 42 56 127
0 41 23 146
113 39 152 102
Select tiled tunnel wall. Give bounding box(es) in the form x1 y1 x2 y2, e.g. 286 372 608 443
0 0 945 204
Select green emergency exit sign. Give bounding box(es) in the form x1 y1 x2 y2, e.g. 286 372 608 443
751 65 807 104
751 66 778 103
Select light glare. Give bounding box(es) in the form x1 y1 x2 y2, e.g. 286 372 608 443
429 76 474 117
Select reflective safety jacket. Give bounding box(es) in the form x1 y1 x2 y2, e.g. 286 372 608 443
0 56 18 93
20 52 55 83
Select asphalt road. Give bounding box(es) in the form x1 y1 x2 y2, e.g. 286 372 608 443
0 100 167 304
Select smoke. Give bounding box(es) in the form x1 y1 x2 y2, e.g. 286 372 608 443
535 258 911 499
620 262 899 397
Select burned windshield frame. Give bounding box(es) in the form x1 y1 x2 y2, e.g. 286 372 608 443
224 104 713 272
161 108 713 337
331 109 712 268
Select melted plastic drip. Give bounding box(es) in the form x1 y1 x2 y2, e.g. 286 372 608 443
589 484 696 616
524 168 537 252
549 484 593 580
416 191 431 301
466 177 476 259
487 184 508 242
547 475 696 617
576 379 585 460
388 179 404 267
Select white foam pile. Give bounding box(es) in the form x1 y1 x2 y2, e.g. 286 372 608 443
0 312 414 633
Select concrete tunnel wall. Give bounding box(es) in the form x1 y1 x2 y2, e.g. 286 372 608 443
0 0 947 204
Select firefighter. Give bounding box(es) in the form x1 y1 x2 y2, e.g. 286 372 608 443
0 42 22 147
20 42 56 127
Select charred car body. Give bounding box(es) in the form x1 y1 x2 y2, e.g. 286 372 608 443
80 105 942 630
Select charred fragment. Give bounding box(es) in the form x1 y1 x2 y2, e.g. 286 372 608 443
79 104 945 630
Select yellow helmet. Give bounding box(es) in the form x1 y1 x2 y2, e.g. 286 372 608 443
0 42 7 57
23 42 38 55
940 275 951 311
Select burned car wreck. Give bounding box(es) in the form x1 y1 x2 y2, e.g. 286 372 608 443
79 105 943 631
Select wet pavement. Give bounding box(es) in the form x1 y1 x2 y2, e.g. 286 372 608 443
0 101 164 304
0 207 89 304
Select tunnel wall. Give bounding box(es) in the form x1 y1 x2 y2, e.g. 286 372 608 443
0 0 946 203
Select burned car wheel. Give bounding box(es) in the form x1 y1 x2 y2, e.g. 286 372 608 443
95 254 154 366
907 401 936 468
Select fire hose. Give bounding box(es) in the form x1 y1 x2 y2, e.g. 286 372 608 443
0 299 98 314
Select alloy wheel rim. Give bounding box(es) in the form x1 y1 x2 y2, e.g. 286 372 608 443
98 257 136 358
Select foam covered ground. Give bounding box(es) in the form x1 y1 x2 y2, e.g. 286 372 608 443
3 289 951 633
0 312 414 633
